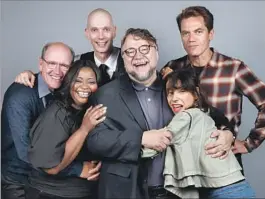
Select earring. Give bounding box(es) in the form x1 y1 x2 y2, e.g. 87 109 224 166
194 99 199 107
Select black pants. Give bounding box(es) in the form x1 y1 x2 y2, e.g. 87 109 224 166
1 180 25 199
148 186 180 199
25 186 93 199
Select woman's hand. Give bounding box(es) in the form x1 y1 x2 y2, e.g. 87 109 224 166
80 104 107 133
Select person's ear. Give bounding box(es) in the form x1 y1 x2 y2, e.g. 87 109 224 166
39 58 43 71
113 25 117 39
209 29 214 41
85 28 91 40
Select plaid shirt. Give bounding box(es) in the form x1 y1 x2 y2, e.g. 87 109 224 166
166 48 265 151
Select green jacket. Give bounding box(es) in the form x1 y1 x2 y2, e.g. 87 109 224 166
142 108 244 198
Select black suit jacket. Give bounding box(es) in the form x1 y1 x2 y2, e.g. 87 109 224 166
80 48 126 81
86 74 173 199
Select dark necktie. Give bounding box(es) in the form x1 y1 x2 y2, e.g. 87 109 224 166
45 93 54 107
99 64 111 86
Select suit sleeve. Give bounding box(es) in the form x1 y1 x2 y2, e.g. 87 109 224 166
86 117 142 163
4 88 34 163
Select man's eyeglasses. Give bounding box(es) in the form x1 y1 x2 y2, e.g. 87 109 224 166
122 44 157 58
42 58 70 71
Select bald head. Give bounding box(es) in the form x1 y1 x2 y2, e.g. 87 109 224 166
87 8 114 28
85 8 117 61
41 42 74 63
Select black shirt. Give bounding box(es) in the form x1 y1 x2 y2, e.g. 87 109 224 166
28 101 96 197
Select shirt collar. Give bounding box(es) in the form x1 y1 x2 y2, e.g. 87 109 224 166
94 47 120 70
186 47 220 68
132 73 163 92
38 73 51 98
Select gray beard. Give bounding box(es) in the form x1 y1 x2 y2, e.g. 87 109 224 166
128 67 156 82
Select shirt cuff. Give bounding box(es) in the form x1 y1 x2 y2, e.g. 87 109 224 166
244 137 254 153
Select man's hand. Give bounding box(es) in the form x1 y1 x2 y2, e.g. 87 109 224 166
142 129 172 152
80 161 101 181
15 70 35 88
161 67 173 79
205 130 234 159
79 105 107 133
232 140 248 154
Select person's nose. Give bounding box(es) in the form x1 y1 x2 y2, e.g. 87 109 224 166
99 30 104 39
53 64 61 74
134 49 144 59
172 93 180 102
187 32 196 43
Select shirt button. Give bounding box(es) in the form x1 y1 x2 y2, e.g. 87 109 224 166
147 98 151 102
145 88 148 91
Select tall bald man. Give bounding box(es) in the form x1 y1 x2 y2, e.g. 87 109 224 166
78 8 125 86
15 8 125 87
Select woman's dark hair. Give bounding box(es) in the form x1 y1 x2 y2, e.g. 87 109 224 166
165 67 209 112
54 59 101 109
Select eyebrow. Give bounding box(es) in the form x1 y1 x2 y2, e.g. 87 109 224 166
181 27 204 33
194 28 204 31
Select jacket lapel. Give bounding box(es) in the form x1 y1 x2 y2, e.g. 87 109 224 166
112 51 126 79
119 75 147 131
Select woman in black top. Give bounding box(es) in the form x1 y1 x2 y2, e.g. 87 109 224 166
26 60 106 199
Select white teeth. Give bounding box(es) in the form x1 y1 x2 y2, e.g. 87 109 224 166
134 62 148 67
172 104 182 108
97 42 107 47
51 76 61 80
77 92 90 98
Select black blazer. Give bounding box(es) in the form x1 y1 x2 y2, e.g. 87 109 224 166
86 74 173 199
80 48 126 80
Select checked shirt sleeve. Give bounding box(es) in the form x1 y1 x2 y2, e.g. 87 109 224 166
235 62 265 151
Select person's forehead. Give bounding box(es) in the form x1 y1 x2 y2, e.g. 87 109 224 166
46 44 69 54
78 67 95 76
123 35 150 47
181 16 206 30
44 45 72 63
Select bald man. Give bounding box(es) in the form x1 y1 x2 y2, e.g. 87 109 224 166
77 8 125 85
15 8 125 87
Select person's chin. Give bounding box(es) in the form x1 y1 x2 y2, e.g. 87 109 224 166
48 83 61 90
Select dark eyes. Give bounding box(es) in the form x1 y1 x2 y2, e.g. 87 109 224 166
75 79 96 84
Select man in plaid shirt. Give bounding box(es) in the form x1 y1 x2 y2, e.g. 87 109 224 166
161 6 265 167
